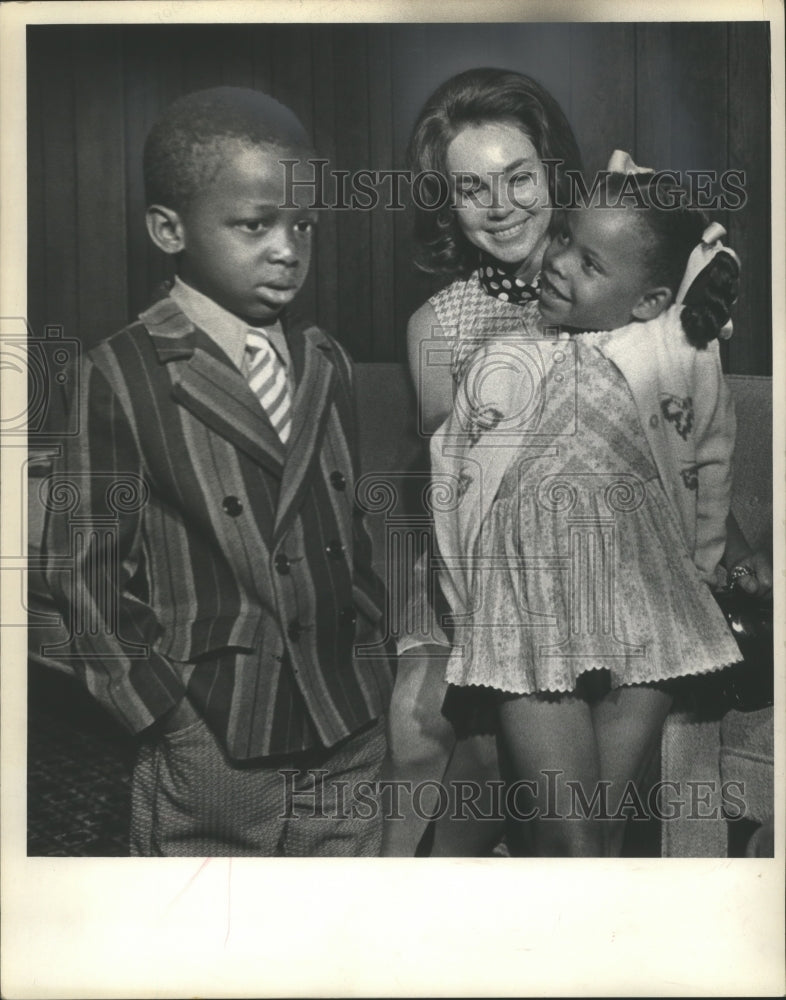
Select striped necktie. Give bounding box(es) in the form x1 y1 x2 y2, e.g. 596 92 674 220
246 330 291 444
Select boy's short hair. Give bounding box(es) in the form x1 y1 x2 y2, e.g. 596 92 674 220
144 86 313 212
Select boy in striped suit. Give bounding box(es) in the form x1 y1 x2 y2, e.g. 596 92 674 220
44 87 395 856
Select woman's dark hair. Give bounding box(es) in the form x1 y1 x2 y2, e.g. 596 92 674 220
407 68 583 277
602 172 739 348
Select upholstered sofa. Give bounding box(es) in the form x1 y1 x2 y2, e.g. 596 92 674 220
659 375 774 857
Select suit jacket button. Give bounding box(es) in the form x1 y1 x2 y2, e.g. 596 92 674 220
287 619 301 641
222 495 243 516
275 553 290 574
326 539 345 559
330 471 346 491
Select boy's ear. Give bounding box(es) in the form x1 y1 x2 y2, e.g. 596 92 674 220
631 286 673 322
146 205 186 256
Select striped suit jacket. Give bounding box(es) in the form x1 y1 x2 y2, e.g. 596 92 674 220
43 295 395 758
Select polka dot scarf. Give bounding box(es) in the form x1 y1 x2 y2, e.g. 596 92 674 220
478 255 541 305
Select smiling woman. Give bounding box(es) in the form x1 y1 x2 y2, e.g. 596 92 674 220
402 68 582 433
445 123 552 276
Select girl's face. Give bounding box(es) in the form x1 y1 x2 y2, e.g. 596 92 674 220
446 121 552 280
538 206 654 331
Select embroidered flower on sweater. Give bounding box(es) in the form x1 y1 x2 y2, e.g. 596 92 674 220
680 464 699 491
660 393 694 441
457 468 473 497
467 405 504 446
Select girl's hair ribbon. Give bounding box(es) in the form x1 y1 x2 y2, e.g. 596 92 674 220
606 148 654 174
676 222 740 341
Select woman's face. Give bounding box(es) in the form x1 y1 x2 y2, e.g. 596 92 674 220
445 121 552 278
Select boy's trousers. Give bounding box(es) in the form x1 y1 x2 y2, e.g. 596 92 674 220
130 715 386 857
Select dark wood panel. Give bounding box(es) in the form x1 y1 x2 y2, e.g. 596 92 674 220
251 26 274 94
310 27 339 340
270 24 315 134
389 25 440 359
217 25 256 89
666 23 729 175
569 23 637 177
641 23 732 367
367 26 396 361
122 28 181 323
332 26 373 361
180 26 226 95
674 22 732 370
727 21 771 376
73 28 129 347
635 23 674 170
636 22 730 174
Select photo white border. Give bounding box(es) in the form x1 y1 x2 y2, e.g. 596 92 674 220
2 2 784 997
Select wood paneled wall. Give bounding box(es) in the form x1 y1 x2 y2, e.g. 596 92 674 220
27 21 771 373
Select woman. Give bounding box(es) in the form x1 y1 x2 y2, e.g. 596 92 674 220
381 68 582 857
381 67 771 858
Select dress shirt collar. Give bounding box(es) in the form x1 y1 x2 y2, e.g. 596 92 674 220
169 276 290 371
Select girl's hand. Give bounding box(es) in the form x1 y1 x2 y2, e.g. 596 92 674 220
728 549 773 598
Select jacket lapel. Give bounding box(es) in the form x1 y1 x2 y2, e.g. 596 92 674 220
273 322 337 542
142 296 286 478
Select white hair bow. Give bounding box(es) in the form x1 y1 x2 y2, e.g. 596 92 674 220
606 149 654 174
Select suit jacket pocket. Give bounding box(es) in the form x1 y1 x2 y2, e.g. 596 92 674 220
155 613 266 661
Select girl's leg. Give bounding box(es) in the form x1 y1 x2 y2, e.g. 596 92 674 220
497 692 603 856
380 646 456 856
430 732 505 857
591 685 673 856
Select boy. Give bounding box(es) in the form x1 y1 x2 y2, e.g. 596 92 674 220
43 87 395 856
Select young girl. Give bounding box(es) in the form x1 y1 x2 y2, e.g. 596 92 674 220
427 161 746 856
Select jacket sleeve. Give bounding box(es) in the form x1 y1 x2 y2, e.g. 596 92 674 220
41 354 186 733
692 342 736 581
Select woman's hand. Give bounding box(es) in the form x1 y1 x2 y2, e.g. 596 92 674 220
724 512 772 598
728 549 773 598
